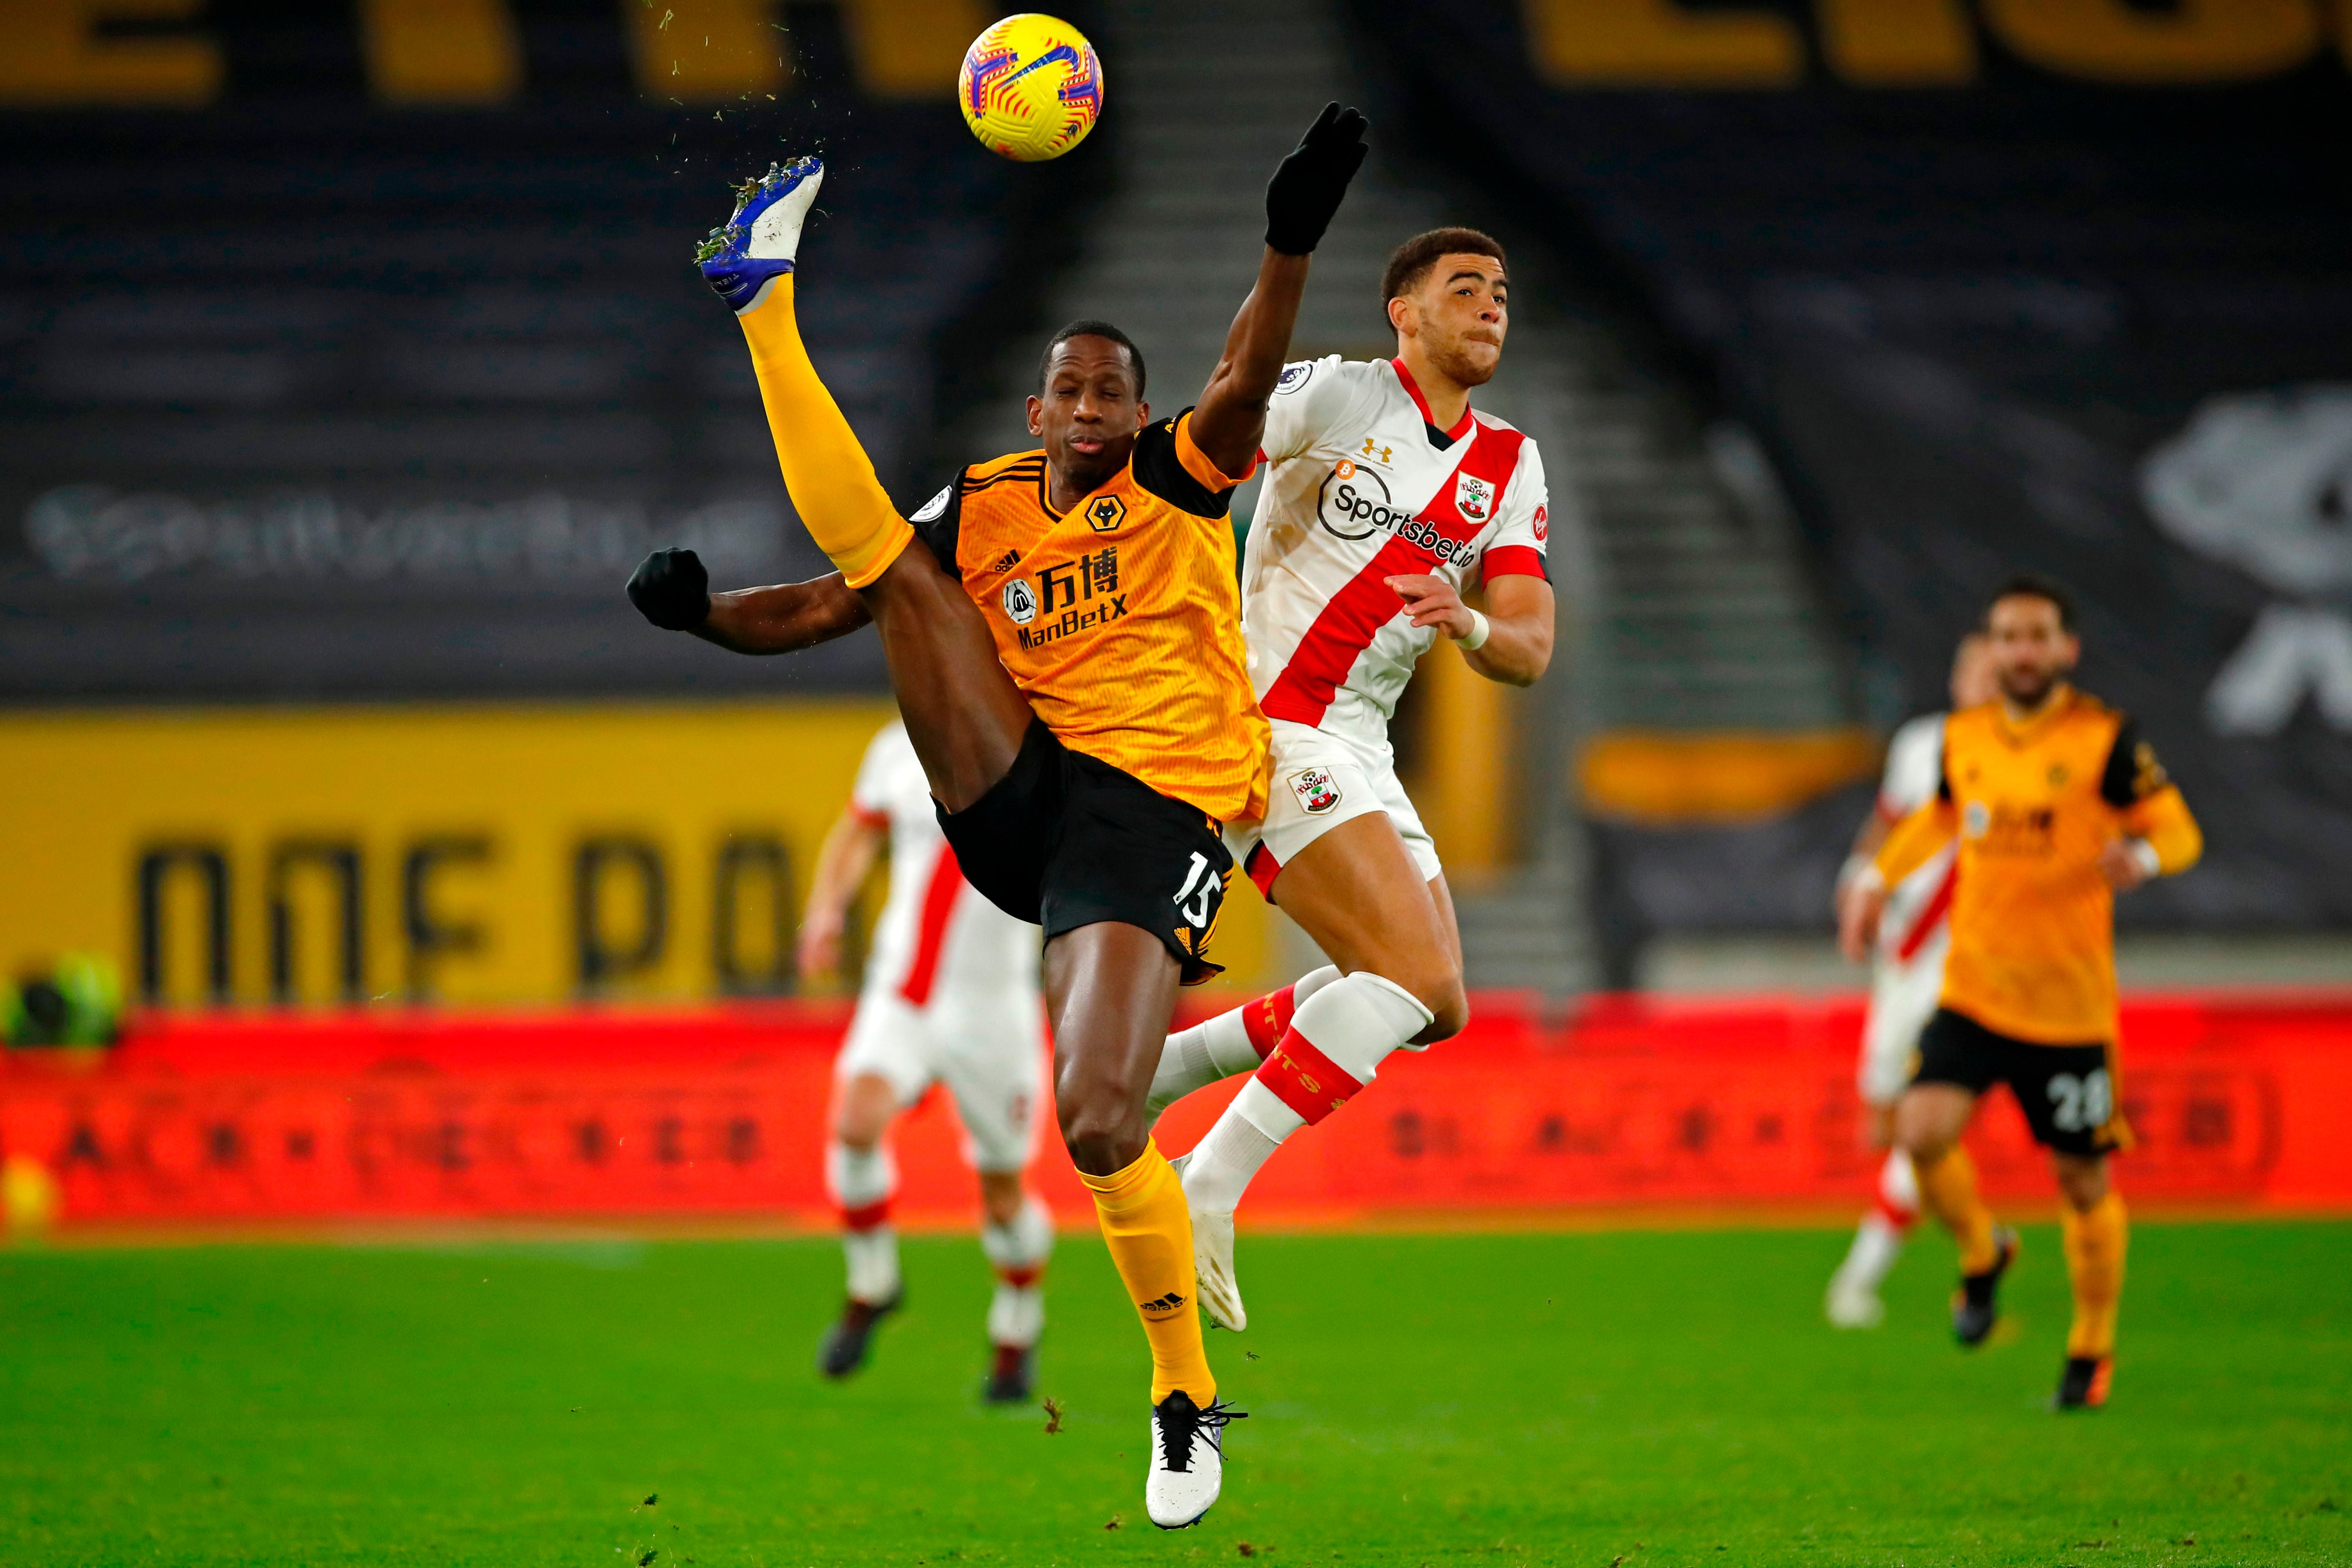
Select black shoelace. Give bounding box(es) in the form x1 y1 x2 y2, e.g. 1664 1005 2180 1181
1157 1399 1248 1474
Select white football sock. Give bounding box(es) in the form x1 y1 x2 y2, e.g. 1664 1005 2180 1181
1148 965 1341 1116
1832 1149 1920 1297
1183 971 1430 1215
827 1140 900 1304
842 1227 900 1305
1879 1147 1920 1219
826 1139 896 1209
980 1195 1052 1347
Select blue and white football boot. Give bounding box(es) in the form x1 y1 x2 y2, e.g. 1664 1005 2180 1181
695 155 823 314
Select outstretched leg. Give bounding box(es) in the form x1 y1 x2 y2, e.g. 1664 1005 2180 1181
708 160 1031 810
1171 813 1454 1330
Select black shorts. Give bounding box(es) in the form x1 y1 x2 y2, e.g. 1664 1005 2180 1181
937 721 1232 985
1914 1008 2129 1156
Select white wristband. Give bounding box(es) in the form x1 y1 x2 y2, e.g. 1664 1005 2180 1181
1456 608 1491 651
2127 838 2161 879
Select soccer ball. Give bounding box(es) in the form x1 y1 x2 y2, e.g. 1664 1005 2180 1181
957 14 1103 163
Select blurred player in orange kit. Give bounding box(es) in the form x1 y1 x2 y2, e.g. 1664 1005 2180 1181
1824 631 1998 1329
1842 574 2202 1410
799 716 1051 1403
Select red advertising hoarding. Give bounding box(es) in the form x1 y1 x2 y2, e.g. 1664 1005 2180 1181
3 992 2345 1230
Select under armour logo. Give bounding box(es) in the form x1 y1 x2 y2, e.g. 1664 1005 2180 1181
1360 437 1392 464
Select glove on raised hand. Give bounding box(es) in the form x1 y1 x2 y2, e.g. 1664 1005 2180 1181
1264 101 1369 257
628 547 712 631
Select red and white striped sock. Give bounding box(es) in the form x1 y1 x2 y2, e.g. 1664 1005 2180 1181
1833 1149 1920 1297
1147 965 1341 1116
827 1140 900 1304
980 1194 1053 1348
1181 971 1431 1214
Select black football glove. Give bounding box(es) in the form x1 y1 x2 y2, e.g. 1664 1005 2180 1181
1264 101 1369 257
629 546 711 630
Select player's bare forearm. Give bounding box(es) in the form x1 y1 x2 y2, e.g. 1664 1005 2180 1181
1188 248 1313 478
693 575 871 655
1387 572 1553 686
1462 576 1554 686
1849 812 1893 862
797 809 884 977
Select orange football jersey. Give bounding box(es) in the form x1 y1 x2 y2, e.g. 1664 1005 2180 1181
1876 686 2201 1045
908 411 1268 825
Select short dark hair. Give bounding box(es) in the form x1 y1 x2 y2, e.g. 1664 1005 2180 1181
1037 319 1145 398
1380 227 1508 314
1988 571 2077 632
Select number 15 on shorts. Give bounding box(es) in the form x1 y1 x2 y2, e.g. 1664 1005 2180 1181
1173 851 1222 935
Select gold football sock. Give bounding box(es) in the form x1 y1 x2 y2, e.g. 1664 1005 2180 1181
1918 1145 1999 1275
2063 1191 2128 1358
1080 1139 1215 1405
737 276 913 588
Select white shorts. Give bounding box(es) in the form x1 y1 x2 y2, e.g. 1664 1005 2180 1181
1859 932 1950 1107
836 986 1047 1173
1226 718 1442 900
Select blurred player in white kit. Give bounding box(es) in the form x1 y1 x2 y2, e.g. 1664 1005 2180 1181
1823 631 1998 1328
800 716 1053 1401
1144 228 1556 1329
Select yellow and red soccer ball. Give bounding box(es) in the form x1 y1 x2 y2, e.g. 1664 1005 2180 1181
958 14 1103 163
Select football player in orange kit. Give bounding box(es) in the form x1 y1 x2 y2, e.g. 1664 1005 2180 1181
625 106 1374 1527
1841 574 2201 1411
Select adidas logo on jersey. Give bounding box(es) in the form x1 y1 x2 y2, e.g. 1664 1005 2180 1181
990 549 1020 573
1137 1291 1189 1315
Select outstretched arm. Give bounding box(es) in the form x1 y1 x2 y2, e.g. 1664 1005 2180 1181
627 546 869 653
1185 103 1369 478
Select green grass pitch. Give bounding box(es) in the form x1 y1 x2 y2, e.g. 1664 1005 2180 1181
1 1221 2345 1565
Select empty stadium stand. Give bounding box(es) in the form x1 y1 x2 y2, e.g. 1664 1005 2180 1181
0 0 1064 701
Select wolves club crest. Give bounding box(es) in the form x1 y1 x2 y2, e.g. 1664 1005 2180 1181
1289 767 1342 815
1455 473 1493 522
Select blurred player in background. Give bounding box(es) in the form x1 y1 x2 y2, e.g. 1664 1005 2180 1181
1823 631 1997 1329
799 716 1050 1403
1842 575 2202 1410
627 105 1373 1527
1144 229 1554 1331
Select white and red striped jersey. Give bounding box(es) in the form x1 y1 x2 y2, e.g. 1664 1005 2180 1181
1240 355 1550 748
848 720 1041 1002
1875 713 1957 967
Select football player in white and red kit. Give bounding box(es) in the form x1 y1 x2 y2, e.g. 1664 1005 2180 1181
802 716 1054 1401
1147 229 1556 1329
1822 632 1998 1328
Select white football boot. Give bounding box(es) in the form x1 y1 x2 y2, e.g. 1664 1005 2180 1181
1170 1151 1248 1333
695 155 823 314
1145 1389 1245 1530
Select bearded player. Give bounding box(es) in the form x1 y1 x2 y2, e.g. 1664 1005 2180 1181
1140 229 1555 1331
1823 630 1997 1329
801 715 1052 1402
624 106 1371 1526
1841 575 2202 1410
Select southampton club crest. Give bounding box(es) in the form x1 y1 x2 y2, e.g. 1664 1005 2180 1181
1289 767 1342 816
1455 472 1493 523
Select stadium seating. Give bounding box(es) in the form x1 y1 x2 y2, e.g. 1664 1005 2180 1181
0 2 1041 700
